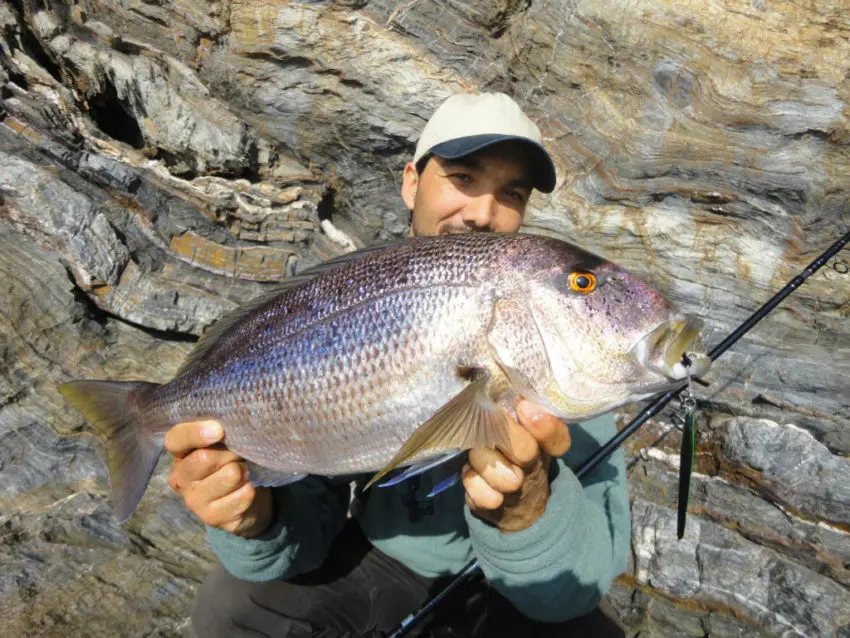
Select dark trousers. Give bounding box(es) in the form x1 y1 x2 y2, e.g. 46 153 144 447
192 523 625 637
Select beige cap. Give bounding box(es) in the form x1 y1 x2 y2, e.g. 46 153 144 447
413 92 556 192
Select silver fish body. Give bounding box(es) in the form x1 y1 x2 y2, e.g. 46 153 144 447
156 263 491 476
60 233 710 521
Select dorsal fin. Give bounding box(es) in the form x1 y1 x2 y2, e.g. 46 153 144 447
176 241 404 375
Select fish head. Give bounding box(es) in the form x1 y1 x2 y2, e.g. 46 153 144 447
523 244 710 420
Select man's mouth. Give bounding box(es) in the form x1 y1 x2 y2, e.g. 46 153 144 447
440 226 487 235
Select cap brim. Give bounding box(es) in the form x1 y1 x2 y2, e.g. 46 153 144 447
428 134 556 193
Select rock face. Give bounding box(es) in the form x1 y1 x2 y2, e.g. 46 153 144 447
1 0 848 636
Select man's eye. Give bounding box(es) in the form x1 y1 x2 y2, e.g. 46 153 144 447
505 190 528 203
448 173 472 184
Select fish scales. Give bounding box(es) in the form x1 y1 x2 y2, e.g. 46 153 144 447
143 235 521 474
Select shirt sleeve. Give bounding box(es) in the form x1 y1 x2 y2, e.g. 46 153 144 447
205 476 351 582
464 413 630 622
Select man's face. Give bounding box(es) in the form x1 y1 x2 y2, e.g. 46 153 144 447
402 141 534 237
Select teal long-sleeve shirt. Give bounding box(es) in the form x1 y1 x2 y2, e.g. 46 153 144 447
206 414 631 623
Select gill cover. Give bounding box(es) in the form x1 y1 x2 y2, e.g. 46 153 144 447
486 293 616 421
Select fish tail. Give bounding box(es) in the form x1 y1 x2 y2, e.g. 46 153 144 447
59 380 162 523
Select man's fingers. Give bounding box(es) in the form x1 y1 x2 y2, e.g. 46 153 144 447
201 482 258 529
462 463 504 510
172 447 244 486
516 401 572 458
164 420 224 458
500 413 540 466
183 461 249 512
468 447 524 494
163 420 272 538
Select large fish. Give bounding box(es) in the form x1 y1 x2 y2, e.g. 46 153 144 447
60 233 710 522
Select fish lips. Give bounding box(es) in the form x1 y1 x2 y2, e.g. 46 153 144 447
631 316 711 381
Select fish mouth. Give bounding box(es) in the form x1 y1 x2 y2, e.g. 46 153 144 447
631 316 711 381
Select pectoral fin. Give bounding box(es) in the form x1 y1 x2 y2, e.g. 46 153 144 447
365 372 512 490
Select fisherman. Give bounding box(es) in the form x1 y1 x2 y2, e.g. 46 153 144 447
168 93 630 637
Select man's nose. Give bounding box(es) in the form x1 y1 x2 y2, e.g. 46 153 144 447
462 193 497 229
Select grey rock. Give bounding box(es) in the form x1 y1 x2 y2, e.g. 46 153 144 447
721 417 850 525
629 423 850 589
78 152 142 192
0 151 129 289
632 500 850 637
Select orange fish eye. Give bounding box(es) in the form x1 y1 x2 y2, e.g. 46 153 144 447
568 271 597 294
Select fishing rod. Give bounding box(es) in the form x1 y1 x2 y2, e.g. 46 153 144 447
388 227 850 638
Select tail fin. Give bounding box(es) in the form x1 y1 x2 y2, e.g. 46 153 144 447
58 380 162 523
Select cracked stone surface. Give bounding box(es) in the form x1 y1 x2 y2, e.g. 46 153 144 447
630 500 850 637
1 0 849 635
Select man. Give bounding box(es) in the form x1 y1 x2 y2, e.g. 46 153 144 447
170 93 630 636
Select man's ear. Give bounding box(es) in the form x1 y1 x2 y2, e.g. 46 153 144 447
401 162 419 211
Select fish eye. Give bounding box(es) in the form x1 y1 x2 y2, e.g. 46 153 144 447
568 271 597 294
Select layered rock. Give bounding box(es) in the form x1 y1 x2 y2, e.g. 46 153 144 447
1 0 848 635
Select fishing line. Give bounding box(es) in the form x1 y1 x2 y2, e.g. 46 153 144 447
388 227 850 638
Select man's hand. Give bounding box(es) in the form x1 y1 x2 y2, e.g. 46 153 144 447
165 421 273 538
462 401 571 533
